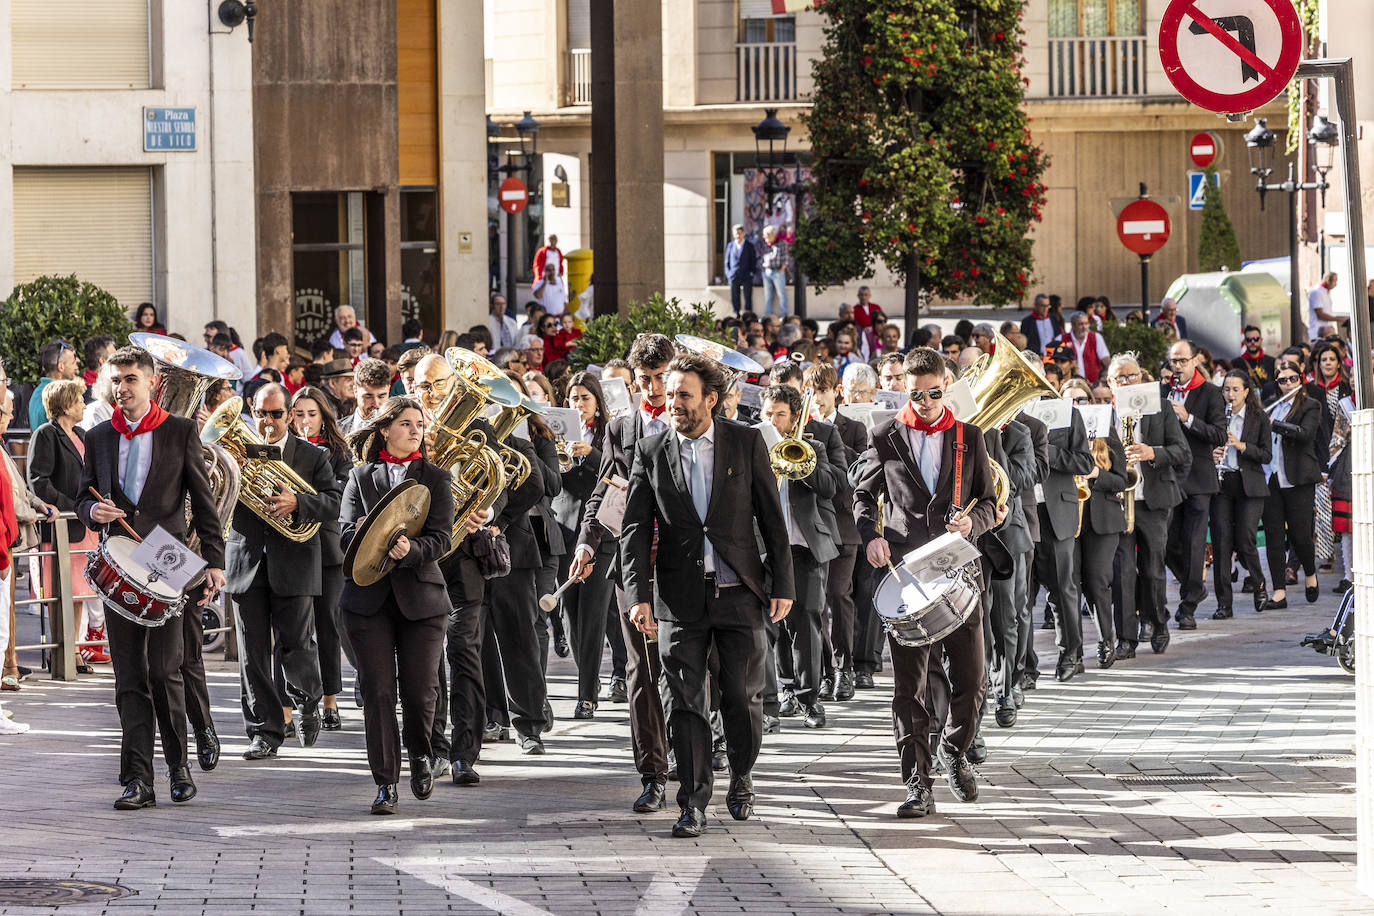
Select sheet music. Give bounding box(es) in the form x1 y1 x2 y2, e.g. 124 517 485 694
542 407 583 441
1021 398 1071 430
1115 381 1161 418
873 389 906 410
837 403 878 429
130 526 207 594
737 382 765 411
1075 404 1113 439
599 376 632 419
944 379 977 423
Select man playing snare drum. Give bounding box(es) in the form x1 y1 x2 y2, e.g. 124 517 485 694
853 346 996 818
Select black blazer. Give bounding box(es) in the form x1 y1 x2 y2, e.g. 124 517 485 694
853 418 998 554
1267 395 1323 487
1042 411 1094 541
338 457 455 619
223 436 342 597
318 444 354 567
27 422 88 543
1014 411 1048 544
551 434 603 550
75 414 225 568
818 415 861 547
497 434 556 570
1085 429 1128 535
987 420 1033 555
577 412 651 562
621 419 794 620
781 419 841 564
1167 380 1227 497
1020 311 1064 356
1130 408 1190 512
1219 406 1273 499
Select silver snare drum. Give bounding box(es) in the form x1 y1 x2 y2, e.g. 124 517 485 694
874 565 981 648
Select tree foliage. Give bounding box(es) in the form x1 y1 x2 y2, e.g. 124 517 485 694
798 0 1048 304
569 294 732 370
1196 165 1241 273
0 275 131 383
1100 320 1170 377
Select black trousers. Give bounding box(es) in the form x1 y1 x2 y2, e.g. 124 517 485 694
535 551 559 672
1113 502 1171 642
446 601 485 764
1077 512 1119 647
1165 492 1211 618
1035 506 1082 662
343 598 446 786
482 566 548 739
729 276 752 314
825 544 858 675
780 546 827 707
1263 478 1317 586
275 564 344 706
606 602 627 679
852 550 883 674
1211 474 1266 609
1020 550 1039 681
988 550 1027 698
658 586 767 812
234 578 322 746
181 593 213 735
890 610 985 787
562 543 616 701
107 606 190 786
615 584 670 785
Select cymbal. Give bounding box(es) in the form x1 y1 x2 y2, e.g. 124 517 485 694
675 334 765 375
342 479 432 587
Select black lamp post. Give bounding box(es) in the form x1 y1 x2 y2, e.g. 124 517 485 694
752 108 806 318
489 111 540 313
1247 116 1339 343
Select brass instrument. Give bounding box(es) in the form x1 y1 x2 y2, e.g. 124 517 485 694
1073 475 1092 537
201 397 321 542
486 391 542 493
555 437 576 471
1120 414 1139 535
770 390 818 480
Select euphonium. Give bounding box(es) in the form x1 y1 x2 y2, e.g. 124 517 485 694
200 397 321 542
1120 414 1140 535
487 392 540 492
770 390 818 480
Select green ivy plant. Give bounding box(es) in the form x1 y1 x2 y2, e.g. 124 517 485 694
1101 321 1169 377
1196 165 1242 273
1285 0 1321 154
568 294 732 370
798 0 1048 304
0 275 131 383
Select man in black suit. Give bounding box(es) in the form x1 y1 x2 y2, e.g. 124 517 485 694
1019 294 1063 358
1106 355 1190 656
570 333 674 813
1030 406 1093 681
227 384 341 760
75 346 226 811
622 353 794 838
1014 407 1049 690
760 385 839 728
854 347 996 818
1162 340 1226 629
984 418 1036 727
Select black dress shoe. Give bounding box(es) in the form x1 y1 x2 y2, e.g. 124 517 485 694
354 683 364 708
195 725 220 772
169 766 196 803
1253 583 1270 613
1177 615 1197 630
1115 640 1137 659
283 720 297 740
114 779 156 811
672 807 706 838
1261 596 1288 611
835 670 855 701
1241 576 1254 594
298 705 322 748
322 708 342 730
609 676 628 703
409 756 434 800
518 734 546 755
761 715 781 735
966 737 988 766
1054 660 1078 682
242 735 277 760
542 699 554 734
897 780 935 818
633 781 666 813
574 699 597 720
1306 584 1320 603
430 757 451 780
1097 641 1117 669
1336 579 1353 594
371 784 399 815
1212 606 1233 620
1150 627 1171 654
554 635 570 658
995 696 1017 727
452 760 480 786
711 743 728 772
778 691 800 717
853 671 876 690
803 704 826 729
726 773 755 821
938 746 978 802
818 676 836 701
667 752 678 781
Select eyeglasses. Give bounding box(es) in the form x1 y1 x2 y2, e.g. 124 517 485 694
908 388 944 403
1070 397 1090 405
1111 372 1141 383
1277 374 1301 384
1168 355 1194 365
253 408 286 419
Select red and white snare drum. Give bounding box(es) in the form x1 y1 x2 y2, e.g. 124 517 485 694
84 535 187 627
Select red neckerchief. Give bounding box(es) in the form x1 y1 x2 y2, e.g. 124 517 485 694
896 402 956 434
379 450 420 465
110 402 169 440
82 369 98 387
1171 369 1205 396
584 420 595 431
1318 375 1343 390
641 398 666 419
307 434 327 445
1241 349 1267 361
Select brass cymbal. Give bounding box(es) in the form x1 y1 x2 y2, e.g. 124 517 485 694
343 479 432 587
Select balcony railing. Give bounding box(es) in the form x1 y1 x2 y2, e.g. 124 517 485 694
736 42 797 102
566 48 591 106
1048 35 1147 98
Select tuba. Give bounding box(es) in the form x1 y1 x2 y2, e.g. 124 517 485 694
770 389 818 480
131 332 242 541
1120 414 1140 534
200 397 322 542
447 346 538 495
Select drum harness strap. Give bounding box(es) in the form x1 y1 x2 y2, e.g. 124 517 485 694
951 422 965 517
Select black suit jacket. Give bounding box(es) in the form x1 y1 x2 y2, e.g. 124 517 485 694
27 422 88 543
318 445 354 567
1167 380 1227 496
822 413 864 546
1043 412 1094 541
75 414 225 568
853 418 998 554
495 434 556 570
551 435 603 548
338 457 455 619
1268 395 1323 487
1014 411 1048 544
1086 430 1128 535
1237 353 1276 388
578 412 659 570
1130 408 1190 512
1020 312 1064 357
986 421 1034 555
781 419 841 564
621 419 794 621
1221 407 1273 499
224 435 342 597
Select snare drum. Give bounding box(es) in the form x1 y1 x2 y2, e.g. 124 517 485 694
84 535 187 627
874 565 980 648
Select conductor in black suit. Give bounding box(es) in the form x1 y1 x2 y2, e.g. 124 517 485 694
75 346 226 811
1162 339 1227 630
338 397 457 815
621 352 795 839
227 384 341 760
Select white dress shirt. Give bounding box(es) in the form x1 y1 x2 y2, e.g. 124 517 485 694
329 321 373 351
903 424 944 495
639 406 667 438
117 406 156 502
1220 407 1245 471
1266 400 1293 488
677 423 719 574
1067 331 1110 379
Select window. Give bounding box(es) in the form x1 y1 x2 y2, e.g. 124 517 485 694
738 1 795 44
292 192 367 348
11 0 151 89
1048 0 1142 38
400 188 440 338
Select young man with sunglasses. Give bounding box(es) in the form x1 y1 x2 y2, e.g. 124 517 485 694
854 347 997 818
1236 326 1276 388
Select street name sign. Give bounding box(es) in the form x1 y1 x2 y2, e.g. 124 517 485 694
144 107 196 152
1158 0 1303 115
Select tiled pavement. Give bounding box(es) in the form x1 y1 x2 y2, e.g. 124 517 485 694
0 585 1365 915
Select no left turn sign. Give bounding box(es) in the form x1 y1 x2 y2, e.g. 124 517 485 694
1159 0 1303 115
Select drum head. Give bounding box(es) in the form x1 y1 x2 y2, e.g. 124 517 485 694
105 535 182 599
874 572 959 623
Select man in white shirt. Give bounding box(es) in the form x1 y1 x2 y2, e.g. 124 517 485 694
1308 272 1340 341
327 305 375 351
531 263 568 317
1062 313 1111 382
487 293 519 350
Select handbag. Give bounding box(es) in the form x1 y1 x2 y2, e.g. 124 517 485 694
468 526 511 580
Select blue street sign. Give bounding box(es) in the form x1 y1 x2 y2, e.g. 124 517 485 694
144 107 196 152
1188 170 1221 210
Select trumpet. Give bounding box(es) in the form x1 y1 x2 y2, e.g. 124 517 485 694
555 438 576 471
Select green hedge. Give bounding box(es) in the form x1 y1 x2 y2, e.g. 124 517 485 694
0 275 131 382
569 294 733 370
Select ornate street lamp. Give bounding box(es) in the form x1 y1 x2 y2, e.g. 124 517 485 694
752 108 806 317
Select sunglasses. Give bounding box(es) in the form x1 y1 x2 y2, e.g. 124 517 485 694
1245 336 1262 343
908 388 944 403
1277 375 1301 384
253 408 286 419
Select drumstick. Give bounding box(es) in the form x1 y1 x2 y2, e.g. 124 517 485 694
953 498 980 522
87 486 142 542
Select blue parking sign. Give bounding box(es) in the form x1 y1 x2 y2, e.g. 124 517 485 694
1188 170 1220 210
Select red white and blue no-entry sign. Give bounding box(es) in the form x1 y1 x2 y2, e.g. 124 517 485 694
1159 0 1303 115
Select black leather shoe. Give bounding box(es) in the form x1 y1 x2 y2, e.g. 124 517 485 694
761 715 781 735
818 676 836 701
452 760 480 786
672 807 706 838
853 671 876 690
609 676 628 703
835 670 855 701
1336 579 1353 594
409 756 434 800
518 734 546 755
1306 584 1320 603
994 695 1017 728
242 735 277 760
1253 583 1270 613
114 779 156 810
283 720 296 740
574 699 597 720
778 691 800 717
554 635 570 658
1150 627 1171 654
195 725 220 772
897 780 935 818
1241 576 1254 593
1261 596 1288 611
1115 640 1137 659
430 757 451 780
1011 686 1024 709
633 781 666 813
666 752 678 781
1302 631 1337 652
711 743 728 772
353 683 364 708
1212 606 1233 620
371 784 398 815
322 708 342 730
938 746 978 802
169 766 196 803
542 699 554 734
726 773 755 821
803 704 826 729
966 737 988 765
1054 659 1078 682
298 705 322 748
1177 615 1197 630
1097 641 1116 669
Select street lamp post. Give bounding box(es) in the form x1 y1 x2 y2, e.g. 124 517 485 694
489 111 540 314
1246 116 1339 344
752 108 806 319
